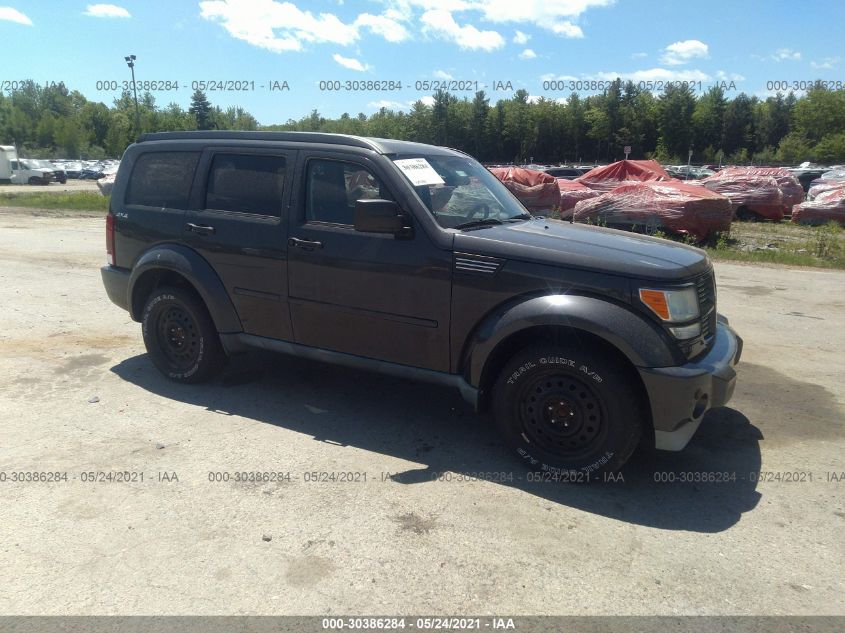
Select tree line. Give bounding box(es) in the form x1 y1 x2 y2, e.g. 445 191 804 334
1 79 844 165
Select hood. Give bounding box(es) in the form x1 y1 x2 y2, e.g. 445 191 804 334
453 219 710 281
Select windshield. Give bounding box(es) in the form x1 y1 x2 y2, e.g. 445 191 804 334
391 154 530 229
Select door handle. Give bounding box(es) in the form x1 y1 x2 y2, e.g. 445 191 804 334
288 237 323 250
185 222 216 235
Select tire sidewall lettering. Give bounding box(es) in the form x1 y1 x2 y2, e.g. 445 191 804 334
506 354 604 385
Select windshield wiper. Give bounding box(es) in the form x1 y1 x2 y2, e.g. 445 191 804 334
454 218 504 230
505 213 533 222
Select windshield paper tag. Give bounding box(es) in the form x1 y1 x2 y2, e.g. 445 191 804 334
394 158 445 187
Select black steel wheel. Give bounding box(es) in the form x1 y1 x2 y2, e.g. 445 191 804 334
142 286 224 383
516 372 607 459
493 344 643 478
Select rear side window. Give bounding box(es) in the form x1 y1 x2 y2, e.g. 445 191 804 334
204 154 286 216
125 152 199 208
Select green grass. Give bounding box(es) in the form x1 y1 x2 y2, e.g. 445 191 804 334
694 221 844 269
0 191 109 212
555 213 845 269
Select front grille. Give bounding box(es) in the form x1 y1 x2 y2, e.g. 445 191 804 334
695 271 717 344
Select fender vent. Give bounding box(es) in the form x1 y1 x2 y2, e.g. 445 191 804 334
454 252 504 275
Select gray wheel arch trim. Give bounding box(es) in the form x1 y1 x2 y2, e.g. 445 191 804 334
464 293 678 387
128 244 242 333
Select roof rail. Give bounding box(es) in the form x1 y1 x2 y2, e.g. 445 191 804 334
136 130 378 150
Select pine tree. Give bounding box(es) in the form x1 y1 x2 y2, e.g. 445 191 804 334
189 90 212 130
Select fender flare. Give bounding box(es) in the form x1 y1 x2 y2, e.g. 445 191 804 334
464 294 680 388
127 244 242 333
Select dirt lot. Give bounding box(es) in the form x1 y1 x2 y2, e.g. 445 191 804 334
0 208 843 616
0 180 100 194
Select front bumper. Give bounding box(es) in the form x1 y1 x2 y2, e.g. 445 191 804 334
638 315 743 451
101 265 131 312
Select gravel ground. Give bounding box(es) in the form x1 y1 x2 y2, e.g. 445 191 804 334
0 180 100 194
0 208 843 616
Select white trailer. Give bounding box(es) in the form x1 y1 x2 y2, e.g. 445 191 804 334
0 145 18 183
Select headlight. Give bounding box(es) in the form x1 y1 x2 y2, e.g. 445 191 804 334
639 286 700 322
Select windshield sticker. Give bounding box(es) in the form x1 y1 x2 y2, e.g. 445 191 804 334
394 158 445 187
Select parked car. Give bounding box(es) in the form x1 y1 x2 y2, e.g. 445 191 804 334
101 131 742 477
31 159 67 184
10 158 55 185
543 166 583 180
60 161 84 179
789 165 827 192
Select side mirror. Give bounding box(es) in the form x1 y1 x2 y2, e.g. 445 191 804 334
354 199 409 235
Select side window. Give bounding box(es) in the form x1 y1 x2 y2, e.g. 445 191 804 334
305 159 391 225
125 152 200 208
204 154 286 217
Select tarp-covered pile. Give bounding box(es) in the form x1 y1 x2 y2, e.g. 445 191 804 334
556 179 599 217
792 187 845 226
576 160 673 192
701 171 785 221
572 181 733 241
727 167 805 208
808 180 845 200
489 167 559 212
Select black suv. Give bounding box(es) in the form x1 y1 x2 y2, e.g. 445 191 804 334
102 131 742 477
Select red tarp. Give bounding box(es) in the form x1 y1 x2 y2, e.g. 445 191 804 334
807 180 845 201
714 166 804 208
576 160 674 192
489 167 560 211
700 173 785 221
556 179 599 217
572 181 733 241
792 188 845 226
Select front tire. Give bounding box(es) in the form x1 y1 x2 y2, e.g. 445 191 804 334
141 286 224 383
492 344 643 478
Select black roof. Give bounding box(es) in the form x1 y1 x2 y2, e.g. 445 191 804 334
136 130 463 157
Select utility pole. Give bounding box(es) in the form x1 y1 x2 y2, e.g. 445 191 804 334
124 54 141 137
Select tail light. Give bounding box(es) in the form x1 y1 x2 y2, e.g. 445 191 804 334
106 214 116 266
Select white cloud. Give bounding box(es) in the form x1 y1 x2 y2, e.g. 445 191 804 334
716 70 745 81
550 21 583 38
332 53 370 71
513 30 530 44
591 67 711 82
199 0 610 54
660 39 708 65
771 48 801 61
519 48 537 59
0 6 32 25
420 95 436 106
541 73 578 82
368 100 406 110
200 0 405 53
811 57 840 70
471 0 611 35
84 4 131 18
420 9 504 51
354 12 409 42
409 0 608 38
433 69 453 79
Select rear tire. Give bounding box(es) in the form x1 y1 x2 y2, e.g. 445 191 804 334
735 206 761 221
492 344 643 479
141 286 224 383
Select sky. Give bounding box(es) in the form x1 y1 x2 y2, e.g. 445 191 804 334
2 0 844 125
